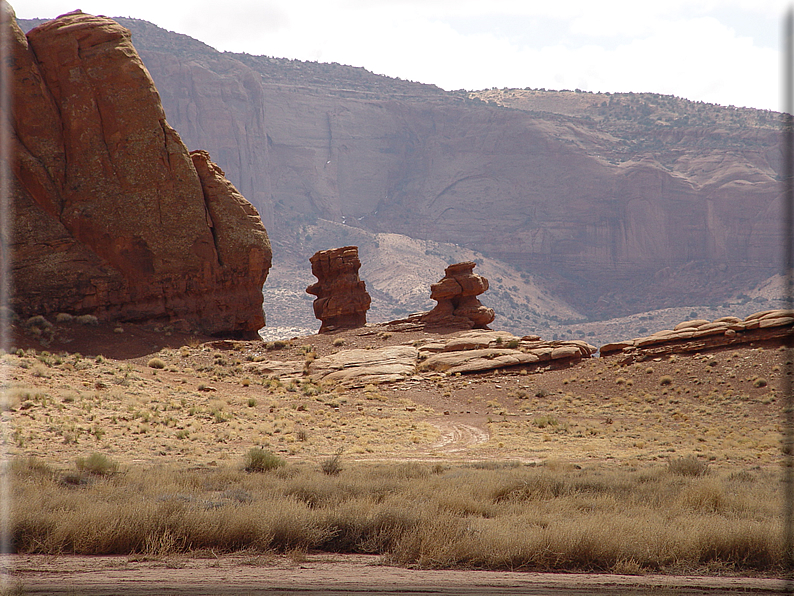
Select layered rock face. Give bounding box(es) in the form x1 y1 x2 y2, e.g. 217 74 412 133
6 8 271 337
421 262 494 329
17 16 784 322
306 246 371 332
600 309 794 362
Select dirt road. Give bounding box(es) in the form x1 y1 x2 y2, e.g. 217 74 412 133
428 420 490 453
3 554 786 595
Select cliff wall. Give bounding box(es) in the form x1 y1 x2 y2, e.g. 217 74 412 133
17 16 778 322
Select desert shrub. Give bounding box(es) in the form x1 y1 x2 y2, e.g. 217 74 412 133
332 338 345 347
505 339 520 349
321 448 344 476
668 456 708 477
659 376 673 386
147 358 166 369
533 416 558 429
11 456 56 481
75 314 99 326
55 312 74 323
75 453 118 477
244 448 285 473
753 377 768 388
25 315 52 330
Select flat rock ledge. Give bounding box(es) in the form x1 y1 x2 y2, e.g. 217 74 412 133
600 309 794 362
300 329 596 387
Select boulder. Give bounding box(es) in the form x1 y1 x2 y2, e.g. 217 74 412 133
421 349 541 374
252 360 305 378
421 262 495 329
306 246 371 333
7 9 271 337
441 330 520 352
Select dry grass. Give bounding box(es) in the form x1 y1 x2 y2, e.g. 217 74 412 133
4 323 789 577
7 457 784 574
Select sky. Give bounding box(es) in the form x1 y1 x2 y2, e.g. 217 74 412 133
12 0 790 111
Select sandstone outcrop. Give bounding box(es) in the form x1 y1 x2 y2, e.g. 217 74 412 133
303 329 594 386
420 262 495 329
306 247 371 333
6 8 271 338
309 345 418 386
600 309 794 362
417 330 595 375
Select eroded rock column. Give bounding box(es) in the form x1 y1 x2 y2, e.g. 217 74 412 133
306 246 371 333
421 262 494 329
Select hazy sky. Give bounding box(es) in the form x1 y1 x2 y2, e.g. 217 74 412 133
14 0 788 111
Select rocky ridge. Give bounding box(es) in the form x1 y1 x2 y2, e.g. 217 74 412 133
600 309 794 362
254 328 596 387
7 8 271 337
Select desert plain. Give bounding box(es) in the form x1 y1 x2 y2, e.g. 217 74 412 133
0 316 791 594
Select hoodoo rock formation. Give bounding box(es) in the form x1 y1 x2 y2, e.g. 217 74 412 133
421 262 495 330
306 246 371 333
6 8 271 338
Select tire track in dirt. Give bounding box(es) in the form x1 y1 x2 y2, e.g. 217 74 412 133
427 420 489 453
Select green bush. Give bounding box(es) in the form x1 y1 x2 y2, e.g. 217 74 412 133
244 448 285 473
76 453 118 476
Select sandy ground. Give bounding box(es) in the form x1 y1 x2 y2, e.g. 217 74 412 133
3 553 787 595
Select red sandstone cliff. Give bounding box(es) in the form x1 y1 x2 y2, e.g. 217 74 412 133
7 8 271 338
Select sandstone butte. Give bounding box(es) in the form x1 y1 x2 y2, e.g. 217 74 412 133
306 246 371 333
5 6 272 338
